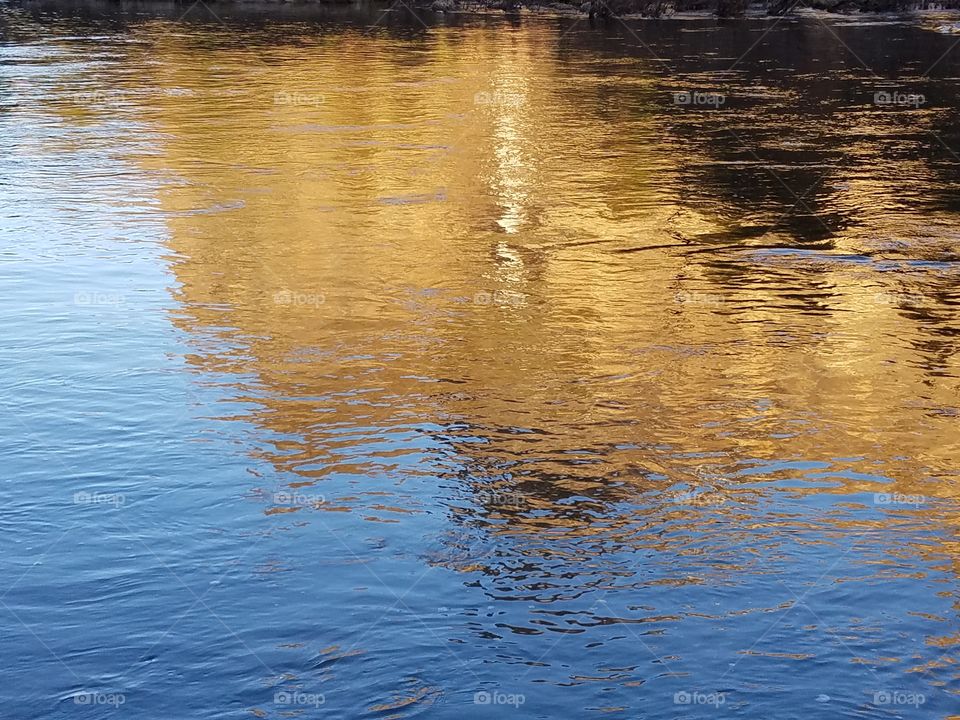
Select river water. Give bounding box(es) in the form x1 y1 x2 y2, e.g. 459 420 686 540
1 0 959 717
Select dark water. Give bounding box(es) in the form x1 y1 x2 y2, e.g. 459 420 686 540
1 0 960 717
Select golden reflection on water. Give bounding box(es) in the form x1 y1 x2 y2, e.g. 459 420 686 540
108 23 959 512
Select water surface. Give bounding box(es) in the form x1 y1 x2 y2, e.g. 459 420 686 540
1 1 960 717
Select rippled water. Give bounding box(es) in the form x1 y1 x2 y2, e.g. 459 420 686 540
2 0 960 717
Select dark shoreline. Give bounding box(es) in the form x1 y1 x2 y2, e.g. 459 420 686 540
430 0 960 18
426 1 960 19
10 0 960 18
